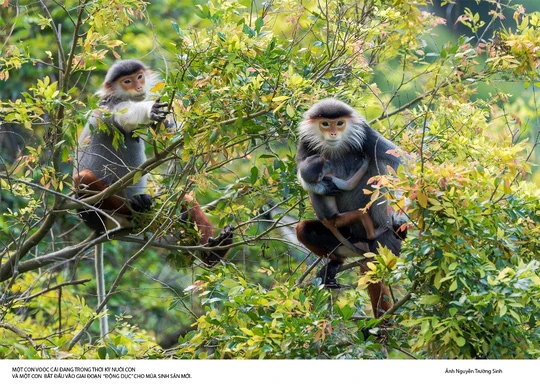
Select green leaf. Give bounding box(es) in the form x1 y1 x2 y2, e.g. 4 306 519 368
61 146 69 162
172 21 183 36
286 103 295 118
242 23 254 37
255 17 263 33
419 295 441 305
250 166 258 185
209 129 219 144
97 346 107 359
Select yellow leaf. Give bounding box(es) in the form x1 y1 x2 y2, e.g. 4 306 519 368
150 82 165 93
272 95 290 102
428 198 441 206
133 171 142 185
357 276 369 290
366 262 377 271
417 192 428 208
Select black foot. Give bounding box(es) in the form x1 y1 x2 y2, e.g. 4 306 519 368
321 278 341 289
79 211 107 234
204 225 234 266
361 327 379 340
208 224 234 247
316 259 342 288
131 194 153 212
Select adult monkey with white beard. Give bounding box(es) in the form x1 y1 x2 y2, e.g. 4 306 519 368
296 98 406 317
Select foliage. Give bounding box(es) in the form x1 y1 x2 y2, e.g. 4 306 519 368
0 272 162 359
0 0 539 359
176 266 390 359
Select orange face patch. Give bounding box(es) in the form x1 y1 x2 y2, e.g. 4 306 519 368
117 69 146 93
313 118 348 140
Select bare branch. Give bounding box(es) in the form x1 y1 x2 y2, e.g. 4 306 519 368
0 322 39 351
23 279 91 301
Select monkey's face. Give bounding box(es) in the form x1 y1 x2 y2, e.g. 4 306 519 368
116 69 147 100
299 100 367 153
314 118 348 148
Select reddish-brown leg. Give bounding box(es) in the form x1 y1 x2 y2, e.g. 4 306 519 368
181 193 233 266
296 219 394 317
73 169 130 215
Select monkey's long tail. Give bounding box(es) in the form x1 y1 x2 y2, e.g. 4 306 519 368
95 243 109 338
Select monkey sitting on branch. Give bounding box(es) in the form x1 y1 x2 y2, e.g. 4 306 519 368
73 59 233 260
73 60 233 337
296 98 407 317
298 154 386 254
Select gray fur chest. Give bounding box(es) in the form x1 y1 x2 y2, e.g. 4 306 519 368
75 125 147 197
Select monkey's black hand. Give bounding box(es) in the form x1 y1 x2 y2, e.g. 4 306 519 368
131 194 153 212
150 100 169 122
320 177 342 196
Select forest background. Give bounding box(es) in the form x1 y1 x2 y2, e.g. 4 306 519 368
0 0 539 359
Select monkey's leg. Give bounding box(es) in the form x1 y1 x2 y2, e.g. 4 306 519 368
296 219 393 317
331 209 388 241
74 170 132 232
322 218 366 255
296 220 346 287
75 170 153 212
363 231 403 316
180 194 233 266
316 258 343 288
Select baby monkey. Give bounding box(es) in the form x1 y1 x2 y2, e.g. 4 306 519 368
299 154 384 254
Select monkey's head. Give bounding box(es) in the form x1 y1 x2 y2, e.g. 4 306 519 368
299 98 367 154
300 155 332 183
99 60 158 101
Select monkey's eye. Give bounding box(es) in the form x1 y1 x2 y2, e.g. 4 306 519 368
321 121 330 128
137 74 144 80
123 79 132 84
337 120 345 127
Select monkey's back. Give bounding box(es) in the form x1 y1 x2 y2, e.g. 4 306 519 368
75 115 148 199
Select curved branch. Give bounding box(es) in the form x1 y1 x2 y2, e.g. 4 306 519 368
0 322 39 351
0 233 97 282
0 176 123 281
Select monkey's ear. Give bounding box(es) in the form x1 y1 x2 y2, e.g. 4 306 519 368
103 81 114 91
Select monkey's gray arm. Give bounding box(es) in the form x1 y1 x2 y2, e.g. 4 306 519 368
329 157 369 191
112 100 168 132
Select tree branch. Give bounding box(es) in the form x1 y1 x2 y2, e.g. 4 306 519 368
0 322 39 351
23 279 91 301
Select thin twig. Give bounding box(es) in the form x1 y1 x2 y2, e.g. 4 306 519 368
23 279 91 301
